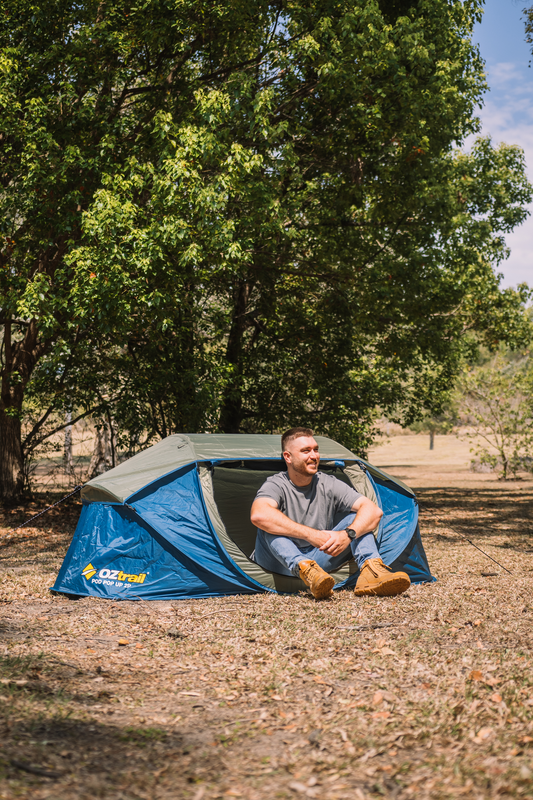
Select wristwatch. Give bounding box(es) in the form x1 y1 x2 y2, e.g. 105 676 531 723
345 528 357 540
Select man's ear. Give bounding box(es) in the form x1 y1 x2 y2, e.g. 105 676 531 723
282 450 291 465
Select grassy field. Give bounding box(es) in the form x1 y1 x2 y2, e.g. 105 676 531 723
1 434 533 800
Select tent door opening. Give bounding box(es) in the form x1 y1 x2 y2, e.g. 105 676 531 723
210 462 355 559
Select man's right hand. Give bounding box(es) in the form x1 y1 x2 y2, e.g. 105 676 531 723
304 529 331 548
319 529 351 556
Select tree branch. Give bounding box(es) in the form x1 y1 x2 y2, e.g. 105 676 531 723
22 405 105 455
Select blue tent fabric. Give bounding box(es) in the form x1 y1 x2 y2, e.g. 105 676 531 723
54 465 270 599
52 435 435 600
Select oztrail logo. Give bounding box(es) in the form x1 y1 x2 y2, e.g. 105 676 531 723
82 563 97 580
82 562 148 588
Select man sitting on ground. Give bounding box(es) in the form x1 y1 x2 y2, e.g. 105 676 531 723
250 427 410 600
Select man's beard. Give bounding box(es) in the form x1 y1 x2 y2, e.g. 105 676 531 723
293 460 318 476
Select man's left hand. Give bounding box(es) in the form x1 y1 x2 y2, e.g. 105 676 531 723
318 530 351 557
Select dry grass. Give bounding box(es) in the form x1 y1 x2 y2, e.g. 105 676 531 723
0 435 533 799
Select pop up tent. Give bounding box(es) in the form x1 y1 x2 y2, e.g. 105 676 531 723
53 434 435 599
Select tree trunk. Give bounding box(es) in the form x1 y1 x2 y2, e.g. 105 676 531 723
219 280 252 433
0 409 25 503
87 422 114 479
500 454 508 480
64 410 75 481
0 318 47 503
429 430 434 450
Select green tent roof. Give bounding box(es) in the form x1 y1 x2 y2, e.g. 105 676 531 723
81 433 359 504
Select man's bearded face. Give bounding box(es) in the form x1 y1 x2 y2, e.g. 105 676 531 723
285 436 320 477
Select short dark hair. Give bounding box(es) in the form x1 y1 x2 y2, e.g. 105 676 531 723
281 427 315 452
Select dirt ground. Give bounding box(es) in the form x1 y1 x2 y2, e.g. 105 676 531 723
1 434 533 800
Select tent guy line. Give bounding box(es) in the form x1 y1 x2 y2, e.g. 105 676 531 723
419 504 512 575
0 485 82 542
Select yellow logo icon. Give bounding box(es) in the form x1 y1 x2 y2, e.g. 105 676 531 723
82 563 97 580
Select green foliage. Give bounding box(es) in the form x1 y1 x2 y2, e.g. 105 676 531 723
409 407 458 437
459 351 533 480
0 0 532 496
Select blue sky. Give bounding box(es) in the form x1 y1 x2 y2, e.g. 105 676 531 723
472 0 533 288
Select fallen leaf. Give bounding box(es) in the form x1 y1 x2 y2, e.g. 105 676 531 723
178 691 202 696
359 747 379 762
372 691 384 706
380 647 396 655
0 679 28 687
289 781 308 794
324 687 333 697
474 726 494 743
470 670 483 681
520 736 533 744
118 639 129 646
473 619 482 626
490 693 503 703
371 711 391 720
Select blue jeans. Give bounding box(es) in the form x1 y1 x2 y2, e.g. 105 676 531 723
253 513 380 577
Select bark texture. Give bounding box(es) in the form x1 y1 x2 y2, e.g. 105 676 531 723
87 423 115 479
0 319 46 503
0 410 24 503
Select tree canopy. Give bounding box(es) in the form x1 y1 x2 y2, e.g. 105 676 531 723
1 0 532 500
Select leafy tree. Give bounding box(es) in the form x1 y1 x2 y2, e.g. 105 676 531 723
1 0 532 502
409 407 457 450
459 351 533 480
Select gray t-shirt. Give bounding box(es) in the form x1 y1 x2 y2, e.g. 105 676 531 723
255 472 361 544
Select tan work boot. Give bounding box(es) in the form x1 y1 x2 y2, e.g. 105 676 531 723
299 559 335 600
354 558 410 597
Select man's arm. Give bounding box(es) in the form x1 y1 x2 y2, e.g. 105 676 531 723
347 495 383 537
319 496 383 557
250 497 330 548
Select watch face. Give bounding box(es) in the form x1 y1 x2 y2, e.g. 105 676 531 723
346 528 356 539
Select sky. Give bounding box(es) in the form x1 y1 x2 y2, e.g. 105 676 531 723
472 0 533 288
